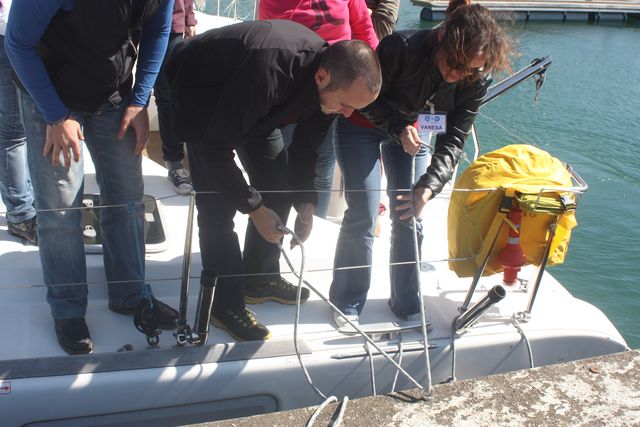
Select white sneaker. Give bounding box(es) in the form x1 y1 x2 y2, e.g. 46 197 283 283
168 168 193 195
333 310 359 330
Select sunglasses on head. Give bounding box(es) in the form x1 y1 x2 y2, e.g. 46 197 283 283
444 53 487 77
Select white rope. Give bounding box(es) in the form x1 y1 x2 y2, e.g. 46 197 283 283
305 395 337 427
305 395 349 427
365 341 377 396
276 227 329 401
513 314 535 368
411 141 434 399
390 339 404 393
0 186 503 217
278 228 427 398
333 396 349 427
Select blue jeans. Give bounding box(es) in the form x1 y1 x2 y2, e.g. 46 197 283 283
20 91 147 320
0 35 36 224
329 117 428 318
282 122 336 219
154 32 185 165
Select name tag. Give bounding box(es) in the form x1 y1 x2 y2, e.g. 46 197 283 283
417 113 447 135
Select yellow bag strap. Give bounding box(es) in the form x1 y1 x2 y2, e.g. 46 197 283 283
475 188 514 268
516 193 575 214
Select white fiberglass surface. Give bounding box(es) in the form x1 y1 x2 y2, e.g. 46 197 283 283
0 152 626 362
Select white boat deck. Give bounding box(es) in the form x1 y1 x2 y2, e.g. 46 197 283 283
0 155 624 360
0 150 628 426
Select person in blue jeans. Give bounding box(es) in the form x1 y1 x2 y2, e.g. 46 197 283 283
0 1 37 245
154 0 197 195
5 0 179 355
279 122 338 219
330 118 428 326
329 3 513 328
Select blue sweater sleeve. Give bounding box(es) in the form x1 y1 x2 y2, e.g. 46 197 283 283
131 0 173 107
4 0 73 123
4 0 173 122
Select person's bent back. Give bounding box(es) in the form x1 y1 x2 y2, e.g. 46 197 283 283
166 20 380 342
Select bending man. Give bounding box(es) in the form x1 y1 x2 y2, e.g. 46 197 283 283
167 20 381 341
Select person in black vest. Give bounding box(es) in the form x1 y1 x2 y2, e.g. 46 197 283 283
167 20 381 341
5 0 179 355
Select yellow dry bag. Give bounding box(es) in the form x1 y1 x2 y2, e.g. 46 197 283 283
448 144 578 277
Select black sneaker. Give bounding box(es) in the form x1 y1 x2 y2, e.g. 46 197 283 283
211 307 271 341
54 318 93 355
109 298 178 330
8 216 37 245
244 277 310 305
167 168 193 195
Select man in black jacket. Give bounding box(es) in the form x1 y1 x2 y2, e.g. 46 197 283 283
167 20 381 341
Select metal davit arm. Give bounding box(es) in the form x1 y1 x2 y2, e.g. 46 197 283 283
481 56 552 108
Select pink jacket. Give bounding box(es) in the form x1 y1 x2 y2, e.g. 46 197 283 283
259 0 378 49
172 0 197 34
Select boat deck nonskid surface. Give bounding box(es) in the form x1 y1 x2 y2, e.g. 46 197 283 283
0 154 629 427
0 157 624 365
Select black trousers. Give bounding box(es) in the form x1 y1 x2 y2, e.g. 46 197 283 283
155 32 185 163
187 129 292 312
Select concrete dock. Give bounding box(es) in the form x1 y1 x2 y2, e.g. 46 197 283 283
194 350 640 426
411 0 640 21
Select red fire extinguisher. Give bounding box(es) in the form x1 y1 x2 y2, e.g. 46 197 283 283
497 207 526 285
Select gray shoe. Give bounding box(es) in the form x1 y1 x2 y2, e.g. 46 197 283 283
8 216 38 245
333 310 359 330
168 168 193 195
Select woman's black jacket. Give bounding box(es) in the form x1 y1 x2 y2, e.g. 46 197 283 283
361 29 491 197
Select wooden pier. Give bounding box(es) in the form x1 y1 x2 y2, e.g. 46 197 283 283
411 0 640 21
